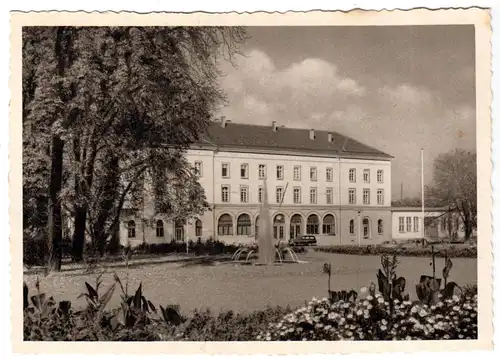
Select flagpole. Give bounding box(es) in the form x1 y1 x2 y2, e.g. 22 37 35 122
421 148 425 240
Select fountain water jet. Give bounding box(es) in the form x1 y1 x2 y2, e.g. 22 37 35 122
230 178 305 265
256 178 275 265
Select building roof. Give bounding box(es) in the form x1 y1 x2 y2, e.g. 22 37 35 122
192 120 393 160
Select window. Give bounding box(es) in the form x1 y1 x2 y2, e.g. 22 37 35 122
276 187 283 204
326 187 333 204
293 187 301 204
258 186 263 203
221 185 230 203
348 188 356 204
377 189 384 205
240 164 248 179
237 214 251 235
156 220 164 237
293 166 301 181
258 164 266 179
306 214 319 235
398 217 405 232
363 218 370 238
127 220 136 238
195 219 202 237
349 219 355 235
377 170 384 183
378 219 383 235
240 185 249 203
349 168 356 183
363 188 370 205
310 167 317 181
406 217 412 232
326 167 333 182
309 187 317 204
217 214 233 236
363 169 370 183
323 214 336 235
276 165 284 180
414 217 419 232
194 161 203 177
221 163 230 178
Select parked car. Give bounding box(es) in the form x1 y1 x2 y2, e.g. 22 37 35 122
289 235 317 246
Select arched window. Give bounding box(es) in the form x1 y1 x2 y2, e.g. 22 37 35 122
322 214 336 236
237 214 251 235
349 219 355 235
195 219 203 238
218 214 233 236
156 220 164 237
306 214 319 235
378 219 383 235
127 220 136 238
363 217 371 239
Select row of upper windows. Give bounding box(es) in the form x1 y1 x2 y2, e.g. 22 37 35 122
398 216 420 233
220 185 385 205
349 168 384 184
194 161 385 184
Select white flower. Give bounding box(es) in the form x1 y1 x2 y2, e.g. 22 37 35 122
411 307 418 313
381 319 388 325
347 313 353 319
366 295 373 301
377 297 385 304
356 309 363 316
380 325 387 331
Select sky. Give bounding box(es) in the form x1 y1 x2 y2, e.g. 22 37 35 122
216 25 476 200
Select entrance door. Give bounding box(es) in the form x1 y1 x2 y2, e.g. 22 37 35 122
175 219 185 241
273 214 285 241
290 224 301 239
290 214 302 239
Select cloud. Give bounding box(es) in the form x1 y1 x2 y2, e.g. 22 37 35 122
217 49 476 198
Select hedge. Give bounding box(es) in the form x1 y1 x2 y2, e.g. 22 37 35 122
315 245 477 258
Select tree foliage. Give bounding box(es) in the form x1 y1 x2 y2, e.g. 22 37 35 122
23 26 248 264
426 149 477 240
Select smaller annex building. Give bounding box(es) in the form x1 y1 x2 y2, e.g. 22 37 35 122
391 206 473 242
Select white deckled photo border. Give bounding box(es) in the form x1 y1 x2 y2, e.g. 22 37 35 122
8 6 494 355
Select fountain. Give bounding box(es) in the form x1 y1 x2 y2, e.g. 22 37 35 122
230 178 305 265
256 177 275 265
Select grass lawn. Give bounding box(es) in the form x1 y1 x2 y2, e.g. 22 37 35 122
23 250 477 315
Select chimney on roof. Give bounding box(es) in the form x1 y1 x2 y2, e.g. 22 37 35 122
328 133 333 143
309 129 315 140
221 116 230 128
272 121 278 132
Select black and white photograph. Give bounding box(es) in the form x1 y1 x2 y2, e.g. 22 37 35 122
10 8 493 354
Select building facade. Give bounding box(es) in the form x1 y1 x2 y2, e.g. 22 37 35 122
391 207 475 242
120 119 394 247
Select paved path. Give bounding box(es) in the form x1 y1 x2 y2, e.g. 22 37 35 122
24 254 233 275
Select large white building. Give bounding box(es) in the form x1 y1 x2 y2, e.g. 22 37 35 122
120 118 394 247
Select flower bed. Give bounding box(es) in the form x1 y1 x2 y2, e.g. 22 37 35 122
315 245 476 258
258 292 477 341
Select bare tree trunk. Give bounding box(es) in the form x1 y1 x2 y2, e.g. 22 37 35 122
47 136 64 272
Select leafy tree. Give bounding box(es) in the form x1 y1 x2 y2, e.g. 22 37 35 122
426 149 477 240
23 26 248 266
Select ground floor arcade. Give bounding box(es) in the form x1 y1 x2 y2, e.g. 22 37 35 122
119 205 392 247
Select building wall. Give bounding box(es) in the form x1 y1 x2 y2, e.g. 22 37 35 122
119 148 392 247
